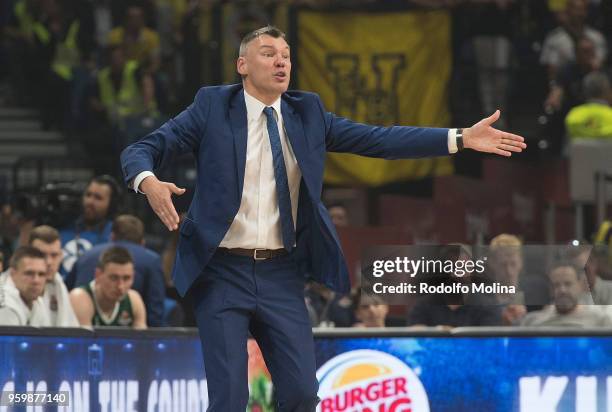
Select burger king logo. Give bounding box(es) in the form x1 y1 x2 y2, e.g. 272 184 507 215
316 350 429 412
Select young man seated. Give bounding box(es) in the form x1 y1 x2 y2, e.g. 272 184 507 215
0 247 50 326
69 246 147 328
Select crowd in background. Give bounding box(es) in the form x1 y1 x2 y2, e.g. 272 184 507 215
0 175 612 329
1 0 612 330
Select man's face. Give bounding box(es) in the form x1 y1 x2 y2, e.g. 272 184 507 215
566 0 587 24
126 7 145 33
550 266 581 314
329 206 349 227
356 303 388 327
576 39 595 66
491 250 523 286
82 182 112 223
95 262 134 303
237 35 291 99
10 257 47 305
31 239 63 282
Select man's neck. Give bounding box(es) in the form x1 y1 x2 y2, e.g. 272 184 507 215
93 285 117 314
19 293 33 310
556 304 580 316
79 216 107 231
243 83 281 106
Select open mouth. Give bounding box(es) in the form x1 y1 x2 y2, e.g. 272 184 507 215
274 72 287 80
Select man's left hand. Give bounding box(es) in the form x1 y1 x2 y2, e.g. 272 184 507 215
463 110 527 157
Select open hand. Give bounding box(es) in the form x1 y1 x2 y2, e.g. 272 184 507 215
141 176 185 230
464 110 527 157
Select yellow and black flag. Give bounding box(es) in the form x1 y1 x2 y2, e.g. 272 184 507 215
296 8 454 186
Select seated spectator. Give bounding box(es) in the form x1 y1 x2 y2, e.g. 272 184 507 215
59 175 120 277
353 292 388 328
565 71 612 138
540 0 607 82
407 244 501 328
107 4 160 71
569 244 612 306
88 45 157 128
67 214 165 327
327 203 349 227
521 261 612 327
0 247 50 326
28 225 79 327
69 246 146 328
488 234 528 325
545 36 599 111
304 282 354 327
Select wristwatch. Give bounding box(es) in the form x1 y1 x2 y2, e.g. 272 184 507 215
456 128 464 151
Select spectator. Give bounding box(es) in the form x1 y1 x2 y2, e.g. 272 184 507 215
407 244 501 328
565 71 612 138
58 175 121 276
107 4 160 72
353 292 388 328
540 0 607 81
488 234 528 325
304 282 354 327
88 45 158 128
67 214 165 327
521 261 612 327
327 203 349 227
570 245 612 305
545 36 600 111
33 0 95 130
28 225 79 327
69 246 147 328
0 247 50 326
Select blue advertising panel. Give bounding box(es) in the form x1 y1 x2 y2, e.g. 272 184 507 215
0 329 611 411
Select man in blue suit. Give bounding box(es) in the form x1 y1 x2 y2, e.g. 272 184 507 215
66 214 165 327
121 26 525 411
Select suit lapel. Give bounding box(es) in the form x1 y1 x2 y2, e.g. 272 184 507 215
229 89 248 198
281 99 308 170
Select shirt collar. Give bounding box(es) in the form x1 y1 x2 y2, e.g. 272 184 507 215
244 90 282 121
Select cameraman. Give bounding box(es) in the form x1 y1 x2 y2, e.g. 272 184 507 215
59 175 121 277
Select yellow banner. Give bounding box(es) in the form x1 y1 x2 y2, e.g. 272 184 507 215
297 9 453 186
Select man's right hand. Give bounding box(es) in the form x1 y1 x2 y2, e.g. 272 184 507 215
140 176 185 231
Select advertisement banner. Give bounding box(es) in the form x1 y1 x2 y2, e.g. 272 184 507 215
1 332 611 411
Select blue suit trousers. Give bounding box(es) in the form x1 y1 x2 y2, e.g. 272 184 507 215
190 250 319 412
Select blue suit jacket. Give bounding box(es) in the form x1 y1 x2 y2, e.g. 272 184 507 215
121 84 450 296
65 240 166 326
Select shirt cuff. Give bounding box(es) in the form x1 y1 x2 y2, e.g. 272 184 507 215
448 128 458 154
133 171 155 194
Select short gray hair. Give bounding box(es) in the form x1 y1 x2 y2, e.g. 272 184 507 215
583 71 611 100
238 25 286 57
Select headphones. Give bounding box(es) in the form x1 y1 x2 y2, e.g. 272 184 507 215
88 175 123 218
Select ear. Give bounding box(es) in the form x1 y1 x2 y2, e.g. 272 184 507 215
237 56 247 76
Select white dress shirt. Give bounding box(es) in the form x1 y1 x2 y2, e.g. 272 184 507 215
133 91 459 248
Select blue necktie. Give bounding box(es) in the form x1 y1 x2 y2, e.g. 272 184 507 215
263 106 295 251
